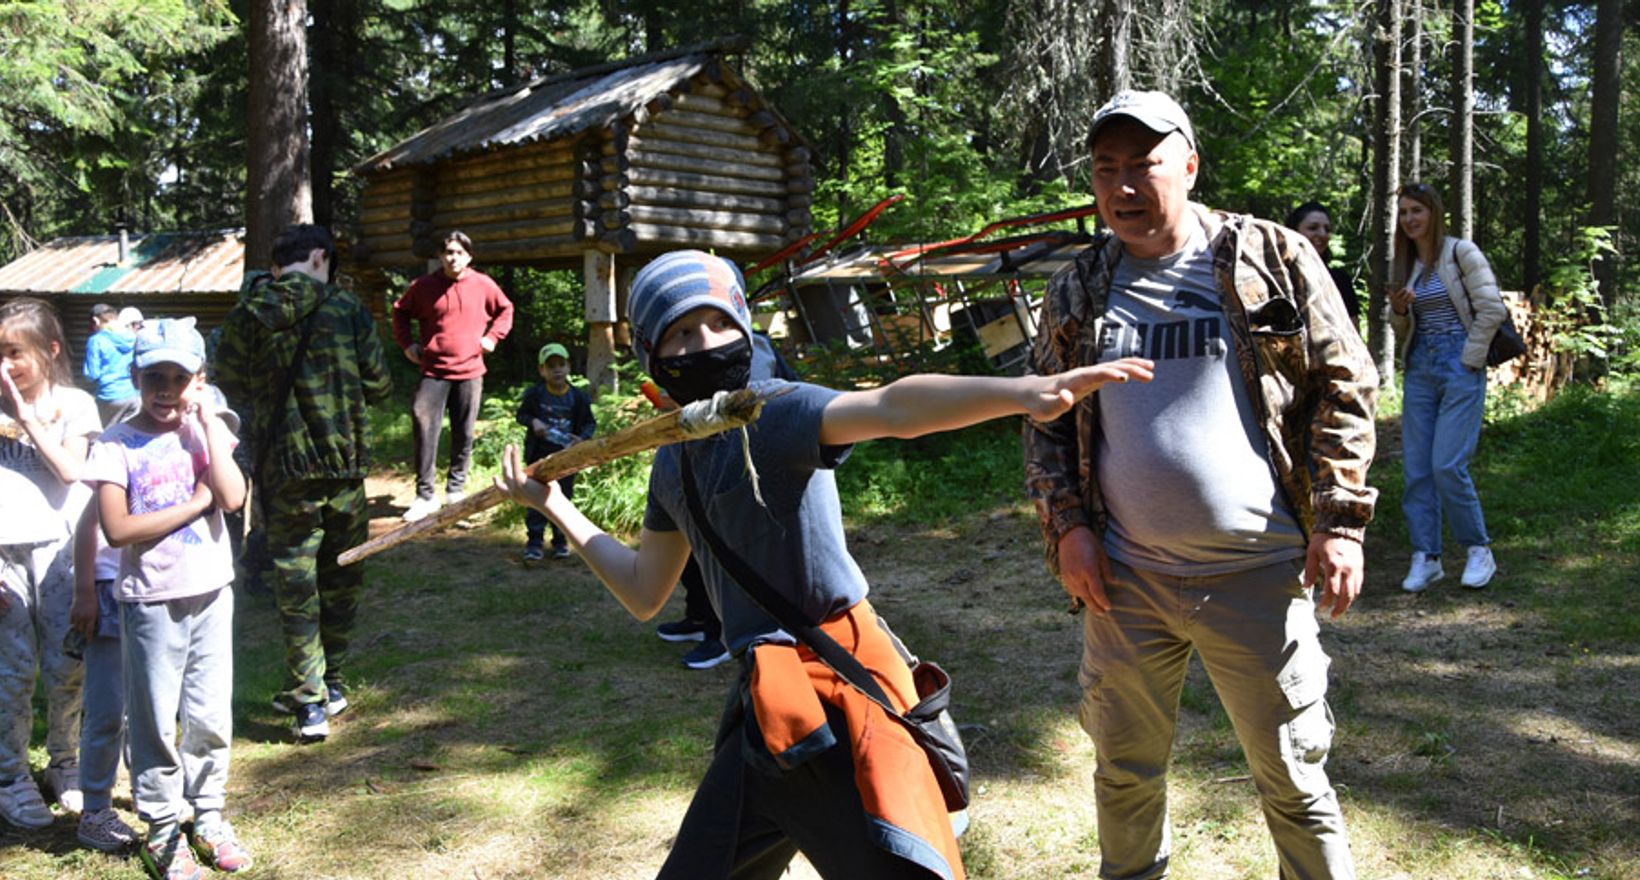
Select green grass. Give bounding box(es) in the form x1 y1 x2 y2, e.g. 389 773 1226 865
3 380 1637 879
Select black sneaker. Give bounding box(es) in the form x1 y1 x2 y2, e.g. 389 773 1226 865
325 684 349 718
523 543 544 562
293 702 329 744
681 640 731 670
550 545 571 559
655 618 708 643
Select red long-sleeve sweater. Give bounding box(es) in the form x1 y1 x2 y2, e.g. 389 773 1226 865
392 269 514 381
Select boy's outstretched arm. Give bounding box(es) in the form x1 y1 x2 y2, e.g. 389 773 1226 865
818 357 1153 446
495 445 690 620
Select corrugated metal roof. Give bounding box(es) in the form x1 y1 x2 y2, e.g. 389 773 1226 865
0 230 245 296
356 53 715 173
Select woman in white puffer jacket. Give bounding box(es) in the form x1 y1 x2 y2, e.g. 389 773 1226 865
1387 182 1508 594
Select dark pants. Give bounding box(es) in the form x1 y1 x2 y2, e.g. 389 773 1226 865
411 375 483 501
264 478 367 706
658 691 932 880
681 556 724 642
524 473 575 549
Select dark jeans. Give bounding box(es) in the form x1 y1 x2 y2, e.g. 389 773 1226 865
681 556 724 642
411 375 482 501
658 695 932 880
524 473 575 549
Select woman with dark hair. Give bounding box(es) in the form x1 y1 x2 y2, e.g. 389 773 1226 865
1387 182 1509 593
1285 201 1360 324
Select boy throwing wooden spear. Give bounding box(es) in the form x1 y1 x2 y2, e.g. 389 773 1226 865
495 249 1151 880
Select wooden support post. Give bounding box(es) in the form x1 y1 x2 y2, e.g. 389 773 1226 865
584 250 619 396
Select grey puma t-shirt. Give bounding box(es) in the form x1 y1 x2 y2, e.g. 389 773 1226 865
1096 227 1305 576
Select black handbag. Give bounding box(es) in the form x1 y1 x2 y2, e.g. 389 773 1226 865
679 449 971 811
1450 241 1527 367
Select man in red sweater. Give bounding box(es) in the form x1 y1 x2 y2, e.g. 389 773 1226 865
392 231 514 522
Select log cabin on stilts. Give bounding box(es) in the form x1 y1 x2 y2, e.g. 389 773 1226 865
349 38 814 392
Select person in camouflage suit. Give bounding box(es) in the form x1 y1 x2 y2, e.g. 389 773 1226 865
1023 92 1376 879
215 224 392 744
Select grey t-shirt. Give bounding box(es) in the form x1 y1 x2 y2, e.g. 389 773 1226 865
644 379 865 653
1096 226 1305 576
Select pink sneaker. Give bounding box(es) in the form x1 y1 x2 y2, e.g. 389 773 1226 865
189 815 254 873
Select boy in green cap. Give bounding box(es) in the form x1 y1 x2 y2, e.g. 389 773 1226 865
515 343 595 560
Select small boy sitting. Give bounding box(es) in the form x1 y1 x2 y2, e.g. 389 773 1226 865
515 343 595 560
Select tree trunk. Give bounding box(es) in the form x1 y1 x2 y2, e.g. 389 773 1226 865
1097 0 1133 99
246 0 313 270
502 0 518 87
1449 0 1474 241
1404 0 1422 179
1588 0 1623 307
1523 0 1544 295
880 0 906 190
308 0 353 229
1369 0 1403 384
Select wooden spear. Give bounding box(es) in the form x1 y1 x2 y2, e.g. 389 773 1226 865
337 387 773 566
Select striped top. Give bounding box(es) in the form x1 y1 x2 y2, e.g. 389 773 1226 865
1411 270 1463 335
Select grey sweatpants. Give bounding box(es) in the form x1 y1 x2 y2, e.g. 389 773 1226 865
1079 557 1355 880
0 538 83 781
121 588 234 828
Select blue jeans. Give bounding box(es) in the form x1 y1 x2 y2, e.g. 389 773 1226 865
1401 332 1490 555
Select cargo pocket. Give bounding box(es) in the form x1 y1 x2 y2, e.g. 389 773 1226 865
1276 649 1335 771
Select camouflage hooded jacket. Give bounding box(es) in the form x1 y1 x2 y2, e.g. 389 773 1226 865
214 271 392 483
1023 204 1378 576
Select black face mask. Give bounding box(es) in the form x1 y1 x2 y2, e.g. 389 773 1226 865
652 336 753 405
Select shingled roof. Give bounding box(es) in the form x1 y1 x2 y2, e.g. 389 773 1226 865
355 40 785 173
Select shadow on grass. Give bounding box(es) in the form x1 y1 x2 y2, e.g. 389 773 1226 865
11 389 1634 878
1331 385 1640 875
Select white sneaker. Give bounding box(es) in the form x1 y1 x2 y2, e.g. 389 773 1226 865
446 490 466 505
1402 552 1445 593
0 775 55 829
77 806 137 852
1461 545 1496 589
402 496 440 523
43 763 81 814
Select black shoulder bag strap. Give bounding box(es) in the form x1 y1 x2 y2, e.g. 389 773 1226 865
678 445 970 811
252 294 325 481
677 446 898 710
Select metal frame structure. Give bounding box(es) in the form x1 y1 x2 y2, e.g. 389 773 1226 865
750 203 1102 376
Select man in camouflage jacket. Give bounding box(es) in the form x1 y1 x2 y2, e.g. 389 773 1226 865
215 224 392 743
1024 92 1376 879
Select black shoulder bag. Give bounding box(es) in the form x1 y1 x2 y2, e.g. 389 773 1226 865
679 448 970 811
1450 240 1527 368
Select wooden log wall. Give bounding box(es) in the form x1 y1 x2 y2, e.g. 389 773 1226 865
353 57 814 268
599 64 814 258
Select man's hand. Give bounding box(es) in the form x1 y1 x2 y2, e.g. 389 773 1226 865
1306 532 1364 619
1026 358 1154 423
479 336 496 353
1058 526 1114 615
404 343 422 365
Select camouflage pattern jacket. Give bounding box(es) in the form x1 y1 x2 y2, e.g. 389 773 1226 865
1023 204 1378 576
214 271 392 483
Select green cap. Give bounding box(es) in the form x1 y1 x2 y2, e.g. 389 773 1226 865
538 342 570 364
